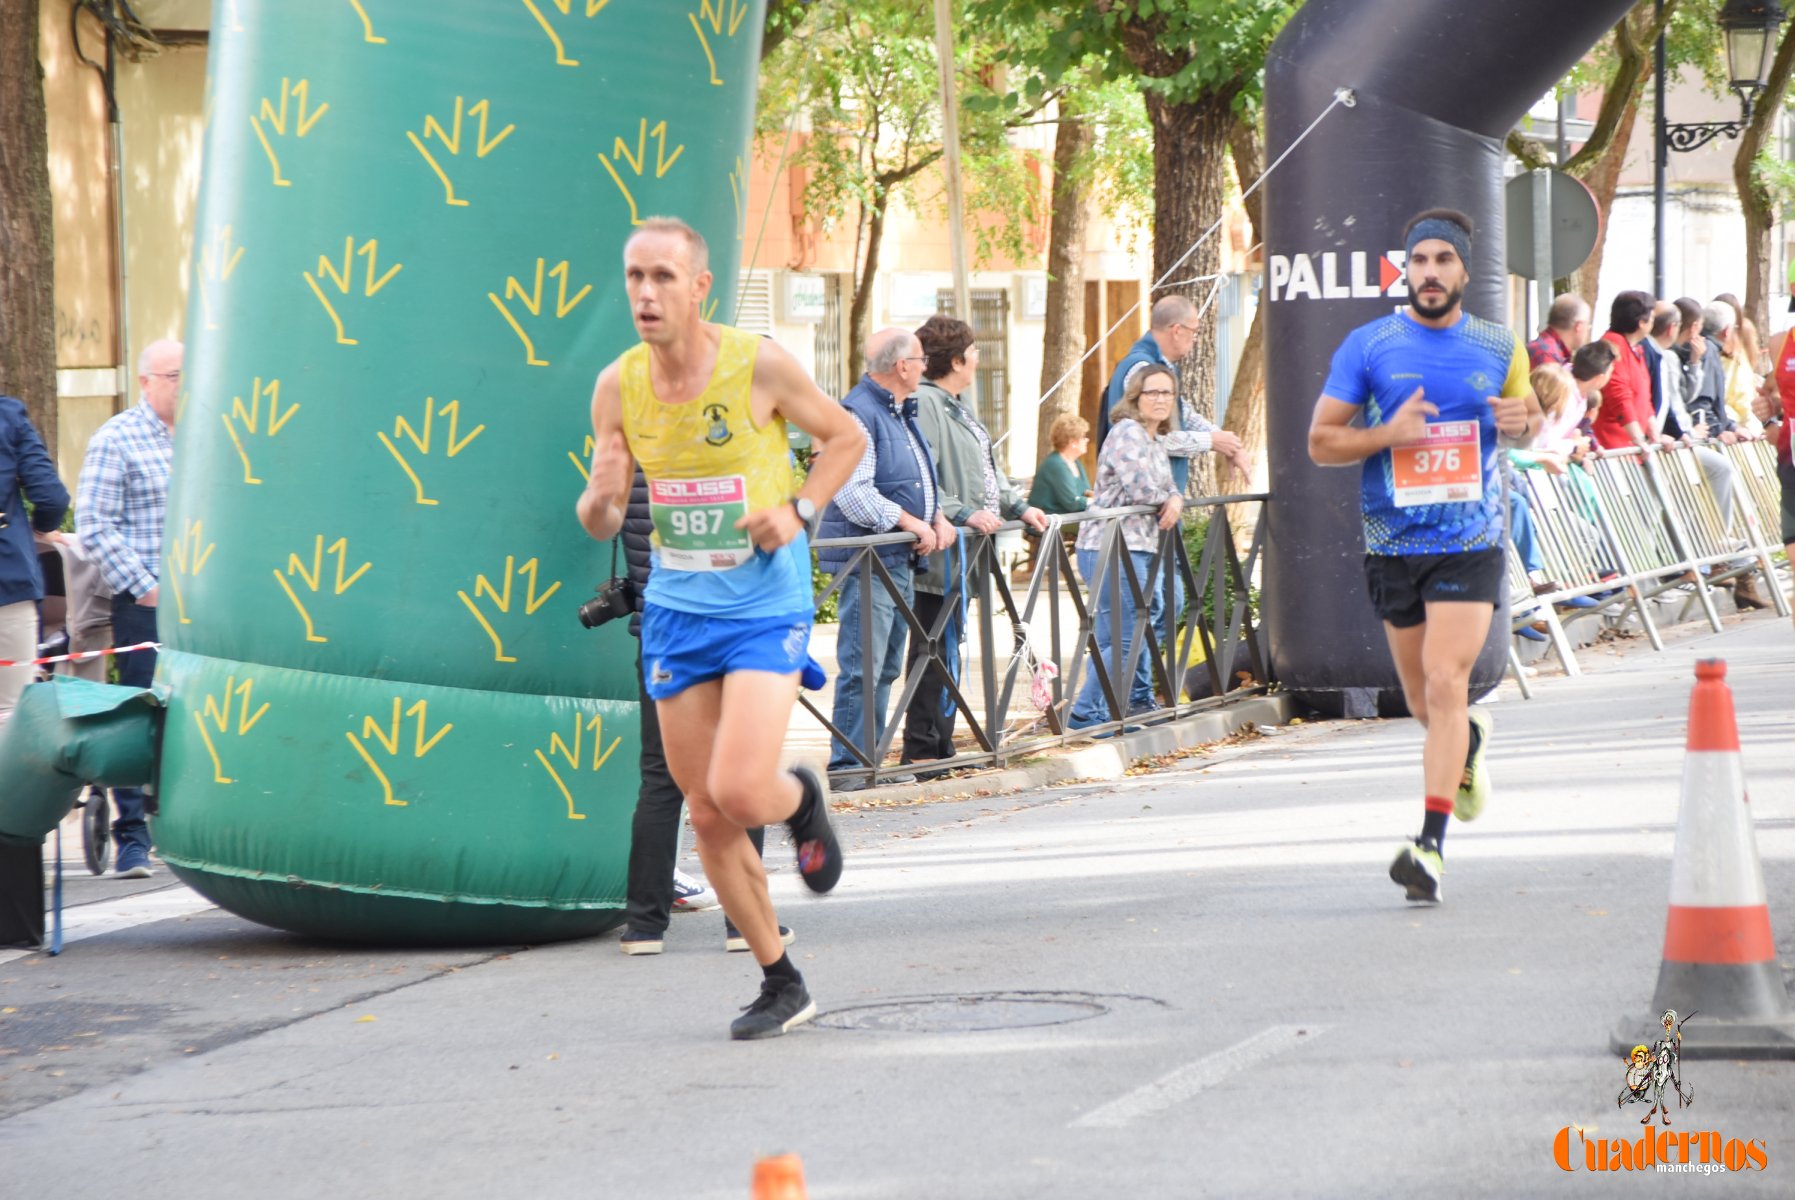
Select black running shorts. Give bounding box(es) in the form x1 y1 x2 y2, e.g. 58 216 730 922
1363 548 1505 629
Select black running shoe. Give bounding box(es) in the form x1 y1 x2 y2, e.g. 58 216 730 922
786 764 842 894
729 977 816 1040
724 920 795 953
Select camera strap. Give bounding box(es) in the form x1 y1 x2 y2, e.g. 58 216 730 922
609 537 621 581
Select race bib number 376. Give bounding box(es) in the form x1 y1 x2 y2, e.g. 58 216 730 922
1391 420 1482 507
649 475 754 570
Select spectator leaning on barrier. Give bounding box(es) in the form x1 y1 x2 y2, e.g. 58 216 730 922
1712 297 1765 436
1527 293 1591 370
1029 414 1092 515
1 396 70 719
1067 366 1184 731
1688 304 1743 439
1098 295 1250 491
817 328 954 788
899 315 1047 769
1670 297 1706 400
1569 338 1616 439
1594 292 1668 451
1752 325 1794 627
76 338 181 879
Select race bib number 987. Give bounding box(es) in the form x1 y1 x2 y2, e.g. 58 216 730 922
1392 420 1482 507
649 475 754 570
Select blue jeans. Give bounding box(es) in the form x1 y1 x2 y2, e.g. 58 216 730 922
828 557 915 772
1509 484 1545 575
110 593 158 860
1069 547 1178 725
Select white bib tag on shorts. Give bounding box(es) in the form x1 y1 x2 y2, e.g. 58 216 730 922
650 475 754 570
1392 420 1482 507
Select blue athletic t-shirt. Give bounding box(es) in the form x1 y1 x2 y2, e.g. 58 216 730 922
1322 310 1530 555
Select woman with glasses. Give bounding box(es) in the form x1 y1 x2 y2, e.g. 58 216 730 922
1066 367 1184 730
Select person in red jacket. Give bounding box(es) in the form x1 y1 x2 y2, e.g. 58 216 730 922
1593 291 1672 451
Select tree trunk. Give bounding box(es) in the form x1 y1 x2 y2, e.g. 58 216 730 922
1143 87 1234 497
0 0 58 455
847 185 892 382
1734 23 1795 345
1036 105 1092 464
1570 90 1641 309
1223 117 1265 464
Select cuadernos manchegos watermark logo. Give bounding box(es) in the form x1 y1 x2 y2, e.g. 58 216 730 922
1554 1010 1768 1175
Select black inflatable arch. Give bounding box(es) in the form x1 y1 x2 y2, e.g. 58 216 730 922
1261 0 1636 714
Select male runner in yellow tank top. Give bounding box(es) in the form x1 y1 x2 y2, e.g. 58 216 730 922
578 217 864 1039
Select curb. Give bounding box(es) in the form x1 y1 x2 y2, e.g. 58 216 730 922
830 693 1298 807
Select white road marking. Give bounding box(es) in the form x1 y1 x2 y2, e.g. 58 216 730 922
1071 1024 1322 1129
0 885 215 964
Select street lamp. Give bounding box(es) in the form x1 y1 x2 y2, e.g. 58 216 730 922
1665 0 1787 152
1652 0 1787 294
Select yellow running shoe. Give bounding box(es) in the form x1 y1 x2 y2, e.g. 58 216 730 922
1389 837 1443 903
1454 706 1493 822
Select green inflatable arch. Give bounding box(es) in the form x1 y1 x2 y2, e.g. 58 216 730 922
154 0 765 943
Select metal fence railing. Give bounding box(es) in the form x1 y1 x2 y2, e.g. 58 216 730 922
807 495 1271 789
1505 440 1788 695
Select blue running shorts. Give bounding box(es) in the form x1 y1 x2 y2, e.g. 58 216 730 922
639 603 813 700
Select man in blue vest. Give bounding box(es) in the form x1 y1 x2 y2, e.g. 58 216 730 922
1099 295 1252 490
817 328 955 788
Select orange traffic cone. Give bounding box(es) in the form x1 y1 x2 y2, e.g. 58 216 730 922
750 1154 808 1199
1611 659 1795 1059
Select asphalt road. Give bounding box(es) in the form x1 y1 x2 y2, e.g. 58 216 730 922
2 613 1791 1198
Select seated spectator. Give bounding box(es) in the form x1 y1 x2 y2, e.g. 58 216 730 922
1570 339 1617 446
1531 363 1586 459
1066 367 1183 730
1029 413 1091 515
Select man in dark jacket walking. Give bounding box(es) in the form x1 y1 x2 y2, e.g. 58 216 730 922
1 396 70 718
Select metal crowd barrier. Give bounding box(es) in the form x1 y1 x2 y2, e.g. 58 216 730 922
808 494 1272 789
1506 440 1788 691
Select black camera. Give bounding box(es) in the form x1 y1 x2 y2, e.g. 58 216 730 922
576 577 636 628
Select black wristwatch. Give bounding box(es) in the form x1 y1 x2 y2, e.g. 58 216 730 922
791 496 817 525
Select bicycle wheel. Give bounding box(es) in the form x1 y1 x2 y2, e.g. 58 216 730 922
81 786 112 876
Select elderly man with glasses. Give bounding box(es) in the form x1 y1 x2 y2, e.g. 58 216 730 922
75 337 182 879
816 327 956 790
1097 294 1250 491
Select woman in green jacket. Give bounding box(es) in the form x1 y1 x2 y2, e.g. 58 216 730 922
902 315 1048 767
1029 413 1092 514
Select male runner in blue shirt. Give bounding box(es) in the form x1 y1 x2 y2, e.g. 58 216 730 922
1308 208 1541 903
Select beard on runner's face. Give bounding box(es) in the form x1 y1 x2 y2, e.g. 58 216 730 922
1409 274 1463 319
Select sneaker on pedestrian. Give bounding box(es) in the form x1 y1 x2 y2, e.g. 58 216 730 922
1389 837 1443 903
724 920 795 953
729 976 816 1040
113 851 154 880
787 764 842 894
619 928 664 956
672 868 721 912
1455 706 1493 822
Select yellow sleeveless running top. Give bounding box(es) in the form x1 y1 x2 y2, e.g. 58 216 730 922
618 325 809 614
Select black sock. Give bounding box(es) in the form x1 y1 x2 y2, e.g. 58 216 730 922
1421 810 1449 851
762 952 802 985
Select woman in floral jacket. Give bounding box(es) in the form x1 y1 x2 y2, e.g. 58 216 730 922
1067 366 1184 729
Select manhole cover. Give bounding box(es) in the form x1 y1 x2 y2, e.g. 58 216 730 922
816 990 1150 1033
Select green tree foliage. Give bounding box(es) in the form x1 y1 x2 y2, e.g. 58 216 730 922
972 0 1296 495
756 0 1058 378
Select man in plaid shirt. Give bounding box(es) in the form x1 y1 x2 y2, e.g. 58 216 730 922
76 338 181 878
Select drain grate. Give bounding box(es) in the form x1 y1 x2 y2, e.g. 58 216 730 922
816 990 1156 1033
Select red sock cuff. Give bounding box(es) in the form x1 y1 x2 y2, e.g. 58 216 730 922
1423 794 1455 814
